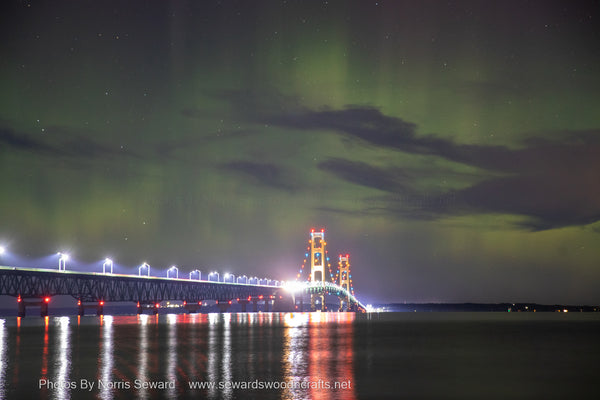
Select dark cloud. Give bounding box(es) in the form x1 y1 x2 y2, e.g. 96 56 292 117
0 125 133 160
455 168 600 230
0 128 55 154
222 93 600 231
318 158 411 194
221 161 296 191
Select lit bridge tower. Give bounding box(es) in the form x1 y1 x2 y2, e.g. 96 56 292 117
338 254 351 311
310 229 327 311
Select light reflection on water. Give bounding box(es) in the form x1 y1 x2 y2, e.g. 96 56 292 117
53 317 71 400
137 314 149 400
309 313 356 400
283 313 310 400
2 312 600 399
40 315 49 398
99 315 114 400
0 319 6 399
207 313 218 399
1 312 358 399
221 313 232 400
166 314 177 399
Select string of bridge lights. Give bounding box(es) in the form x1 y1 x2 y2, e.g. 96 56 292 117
0 245 280 286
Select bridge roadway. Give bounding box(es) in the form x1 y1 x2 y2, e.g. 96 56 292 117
0 266 285 314
0 266 366 315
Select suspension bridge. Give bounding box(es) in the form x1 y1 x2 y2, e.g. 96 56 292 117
0 229 366 316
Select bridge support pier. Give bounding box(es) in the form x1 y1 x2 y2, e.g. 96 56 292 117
217 300 231 313
40 301 49 317
136 302 143 314
310 293 325 312
77 301 105 316
18 300 26 317
252 299 258 312
273 293 295 312
183 302 202 313
238 300 249 312
17 297 50 317
152 303 159 315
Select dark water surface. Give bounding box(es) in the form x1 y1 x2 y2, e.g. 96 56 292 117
0 312 598 399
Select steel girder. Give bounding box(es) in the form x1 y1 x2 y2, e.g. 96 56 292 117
0 268 281 303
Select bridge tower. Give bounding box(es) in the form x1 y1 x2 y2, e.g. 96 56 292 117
309 229 326 311
338 254 351 311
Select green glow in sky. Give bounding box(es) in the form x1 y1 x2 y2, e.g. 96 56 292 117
1 0 599 304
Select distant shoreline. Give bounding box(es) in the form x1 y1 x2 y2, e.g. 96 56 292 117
0 302 598 317
381 303 600 313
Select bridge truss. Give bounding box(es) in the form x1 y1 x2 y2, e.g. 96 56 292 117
0 266 285 316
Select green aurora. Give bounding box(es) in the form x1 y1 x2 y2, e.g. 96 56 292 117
1 0 599 304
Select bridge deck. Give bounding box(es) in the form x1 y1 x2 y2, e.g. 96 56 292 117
0 266 281 303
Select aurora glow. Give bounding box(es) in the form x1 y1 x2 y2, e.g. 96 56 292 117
1 0 599 304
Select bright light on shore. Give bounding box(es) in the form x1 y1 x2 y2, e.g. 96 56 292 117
282 281 307 293
0 246 5 255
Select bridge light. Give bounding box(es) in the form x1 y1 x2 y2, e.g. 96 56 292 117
77 299 81 306
189 269 201 280
17 295 21 303
99 300 104 306
58 252 69 271
44 297 50 303
103 258 113 274
139 263 150 277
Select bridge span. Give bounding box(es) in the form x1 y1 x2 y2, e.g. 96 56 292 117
0 265 365 316
0 266 287 316
0 228 367 316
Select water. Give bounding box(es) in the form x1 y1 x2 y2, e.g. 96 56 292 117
0 312 598 399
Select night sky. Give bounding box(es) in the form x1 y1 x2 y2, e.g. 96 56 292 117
1 0 599 305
